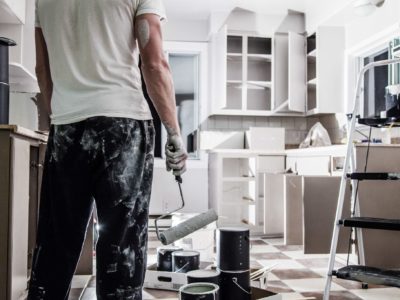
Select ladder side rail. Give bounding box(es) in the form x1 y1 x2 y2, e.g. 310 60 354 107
323 58 400 300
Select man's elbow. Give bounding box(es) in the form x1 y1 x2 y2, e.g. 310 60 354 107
142 56 170 74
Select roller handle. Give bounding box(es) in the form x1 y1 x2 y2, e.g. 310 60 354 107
175 175 182 183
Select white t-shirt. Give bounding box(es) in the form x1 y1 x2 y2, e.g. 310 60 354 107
35 0 166 125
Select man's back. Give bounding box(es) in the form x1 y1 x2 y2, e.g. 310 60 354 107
36 0 165 125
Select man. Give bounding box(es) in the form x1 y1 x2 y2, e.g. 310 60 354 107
28 0 188 299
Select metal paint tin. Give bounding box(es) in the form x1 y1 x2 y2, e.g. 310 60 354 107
217 227 250 271
157 246 183 271
186 269 220 285
179 282 219 300
172 250 200 273
219 269 251 300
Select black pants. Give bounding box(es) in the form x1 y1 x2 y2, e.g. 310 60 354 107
28 117 155 300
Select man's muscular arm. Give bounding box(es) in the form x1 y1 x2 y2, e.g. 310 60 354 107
135 14 187 175
35 28 53 129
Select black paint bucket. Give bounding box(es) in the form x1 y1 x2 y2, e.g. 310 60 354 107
187 269 220 285
179 282 219 300
219 270 251 300
217 227 250 271
157 246 183 271
172 250 200 273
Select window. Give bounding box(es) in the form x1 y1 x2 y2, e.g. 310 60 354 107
167 54 200 159
141 53 200 159
361 38 400 119
362 49 388 118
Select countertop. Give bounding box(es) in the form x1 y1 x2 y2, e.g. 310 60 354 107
0 125 48 141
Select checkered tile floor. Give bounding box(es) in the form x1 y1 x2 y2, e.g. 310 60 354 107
70 236 400 300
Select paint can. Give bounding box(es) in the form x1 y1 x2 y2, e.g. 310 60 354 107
219 269 251 300
179 282 219 300
172 250 200 273
186 269 220 285
217 227 250 271
157 246 183 271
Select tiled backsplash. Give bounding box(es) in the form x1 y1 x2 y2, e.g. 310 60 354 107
201 115 310 146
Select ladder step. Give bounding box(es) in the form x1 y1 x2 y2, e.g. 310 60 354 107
334 265 400 288
339 217 400 231
347 172 400 180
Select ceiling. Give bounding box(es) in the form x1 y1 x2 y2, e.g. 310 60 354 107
163 0 307 21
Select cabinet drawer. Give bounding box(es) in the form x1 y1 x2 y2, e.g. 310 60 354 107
292 156 331 175
257 156 285 173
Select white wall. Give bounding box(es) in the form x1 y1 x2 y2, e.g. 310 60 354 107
9 92 38 130
149 159 209 214
226 8 286 36
343 0 400 113
305 0 352 33
163 19 210 42
345 0 400 51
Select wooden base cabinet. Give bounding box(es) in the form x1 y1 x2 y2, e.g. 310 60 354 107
0 126 93 300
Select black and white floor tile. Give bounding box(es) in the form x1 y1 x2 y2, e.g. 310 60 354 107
69 236 400 300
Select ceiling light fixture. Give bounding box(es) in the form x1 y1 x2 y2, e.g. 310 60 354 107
353 0 385 16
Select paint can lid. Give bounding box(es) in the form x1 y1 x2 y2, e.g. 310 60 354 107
179 283 219 295
0 37 17 47
172 250 200 257
157 246 183 253
218 227 249 232
187 269 220 278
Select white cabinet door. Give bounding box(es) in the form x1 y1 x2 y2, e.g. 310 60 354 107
210 25 227 113
288 32 306 112
273 33 288 110
317 26 345 113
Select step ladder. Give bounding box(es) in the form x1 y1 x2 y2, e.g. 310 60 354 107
323 58 400 300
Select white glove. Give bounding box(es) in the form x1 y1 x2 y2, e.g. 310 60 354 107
165 134 188 176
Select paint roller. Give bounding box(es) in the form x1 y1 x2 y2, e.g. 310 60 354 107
155 175 218 245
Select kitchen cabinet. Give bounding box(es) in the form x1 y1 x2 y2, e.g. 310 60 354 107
273 31 307 114
0 126 92 300
0 0 38 93
209 26 274 116
0 0 26 24
0 126 45 300
355 144 400 268
208 150 285 234
302 176 351 254
306 26 345 115
285 145 346 175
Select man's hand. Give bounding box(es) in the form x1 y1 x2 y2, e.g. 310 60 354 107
165 133 188 176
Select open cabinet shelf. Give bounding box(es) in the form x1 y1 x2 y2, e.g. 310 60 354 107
210 26 273 116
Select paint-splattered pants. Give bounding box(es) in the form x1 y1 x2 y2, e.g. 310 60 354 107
28 117 155 300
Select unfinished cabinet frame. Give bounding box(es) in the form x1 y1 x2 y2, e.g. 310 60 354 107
274 31 307 114
209 150 285 235
210 25 274 116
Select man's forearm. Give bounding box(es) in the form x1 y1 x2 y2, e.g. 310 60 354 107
141 61 180 135
36 68 53 116
35 28 53 119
